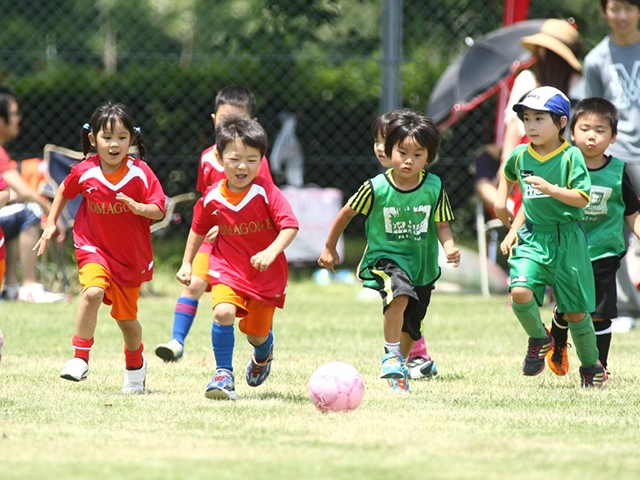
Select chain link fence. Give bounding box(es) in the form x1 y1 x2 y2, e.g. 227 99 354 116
1 0 607 250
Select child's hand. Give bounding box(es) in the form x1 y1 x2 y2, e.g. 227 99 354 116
205 225 219 243
34 224 58 256
251 249 277 272
445 247 461 268
500 230 517 255
523 175 552 195
176 263 192 286
115 192 145 215
317 248 340 273
494 205 514 229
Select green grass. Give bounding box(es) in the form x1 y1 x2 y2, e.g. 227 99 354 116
2 269 640 479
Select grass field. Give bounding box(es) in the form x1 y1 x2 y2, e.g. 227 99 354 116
2 269 640 480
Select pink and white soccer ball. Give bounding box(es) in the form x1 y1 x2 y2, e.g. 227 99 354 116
308 361 365 413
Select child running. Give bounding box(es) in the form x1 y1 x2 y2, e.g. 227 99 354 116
495 86 605 388
318 109 460 393
546 97 640 375
155 85 273 362
176 114 298 400
35 102 167 393
371 112 438 380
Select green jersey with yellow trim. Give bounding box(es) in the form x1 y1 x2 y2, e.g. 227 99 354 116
348 169 453 286
503 139 591 226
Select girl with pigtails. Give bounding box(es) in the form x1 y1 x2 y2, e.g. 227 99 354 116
35 102 166 394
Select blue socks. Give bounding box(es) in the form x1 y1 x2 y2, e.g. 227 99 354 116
172 297 198 345
211 323 235 371
253 331 274 363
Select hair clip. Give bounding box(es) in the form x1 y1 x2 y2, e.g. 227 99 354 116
82 123 91 131
133 126 141 135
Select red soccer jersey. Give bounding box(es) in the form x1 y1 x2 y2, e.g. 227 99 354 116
195 144 273 255
0 173 9 261
63 154 166 287
0 145 12 175
191 176 299 308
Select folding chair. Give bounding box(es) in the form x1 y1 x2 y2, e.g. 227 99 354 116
476 200 505 297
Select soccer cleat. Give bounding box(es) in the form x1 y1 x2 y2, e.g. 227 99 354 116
18 283 70 303
380 352 405 379
122 355 147 394
155 339 184 362
246 352 273 387
205 369 237 400
387 366 410 393
522 332 554 376
580 362 608 388
60 357 89 382
546 342 570 376
406 356 438 380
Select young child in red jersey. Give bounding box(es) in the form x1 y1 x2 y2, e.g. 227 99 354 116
155 85 273 362
177 114 298 400
35 102 166 393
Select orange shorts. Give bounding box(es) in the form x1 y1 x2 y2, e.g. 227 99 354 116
210 284 275 337
79 263 141 321
192 251 211 284
0 258 5 291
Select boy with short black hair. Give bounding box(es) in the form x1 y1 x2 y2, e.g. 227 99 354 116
495 86 606 388
547 97 640 375
177 114 298 400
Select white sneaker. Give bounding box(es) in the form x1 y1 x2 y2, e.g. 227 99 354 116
60 357 89 382
155 339 184 362
122 354 147 394
612 316 638 333
19 283 70 303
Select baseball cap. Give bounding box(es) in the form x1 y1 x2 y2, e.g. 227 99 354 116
513 86 571 118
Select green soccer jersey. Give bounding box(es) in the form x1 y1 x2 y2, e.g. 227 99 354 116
348 169 453 287
503 139 591 226
583 157 627 261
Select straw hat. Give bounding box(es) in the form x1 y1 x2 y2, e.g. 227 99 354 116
520 19 582 73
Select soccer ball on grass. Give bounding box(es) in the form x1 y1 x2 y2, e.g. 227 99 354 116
308 361 364 413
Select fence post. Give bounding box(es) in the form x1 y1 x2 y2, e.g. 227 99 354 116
380 0 403 114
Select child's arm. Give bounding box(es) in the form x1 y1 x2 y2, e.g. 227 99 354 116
494 175 515 228
115 192 165 220
176 229 206 286
436 221 460 267
625 212 640 240
250 227 298 272
34 183 69 256
522 176 588 208
0 187 9 210
318 205 358 273
501 206 526 255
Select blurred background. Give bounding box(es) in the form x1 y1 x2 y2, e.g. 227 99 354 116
0 0 608 258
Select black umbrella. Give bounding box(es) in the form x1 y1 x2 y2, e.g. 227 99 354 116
427 19 545 130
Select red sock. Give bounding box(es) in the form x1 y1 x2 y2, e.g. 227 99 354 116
72 335 94 362
124 343 144 370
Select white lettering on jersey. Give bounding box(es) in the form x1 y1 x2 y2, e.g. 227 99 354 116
523 184 550 199
584 185 612 218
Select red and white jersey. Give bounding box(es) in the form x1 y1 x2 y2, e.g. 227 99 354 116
192 176 298 308
63 154 166 287
196 144 273 255
0 173 9 262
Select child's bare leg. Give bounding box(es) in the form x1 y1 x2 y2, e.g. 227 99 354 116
75 286 104 340
384 295 409 346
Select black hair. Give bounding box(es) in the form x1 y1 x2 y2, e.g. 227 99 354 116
600 0 640 11
81 102 147 160
215 85 257 118
0 85 16 123
570 97 619 135
215 114 268 158
384 109 441 165
370 111 396 140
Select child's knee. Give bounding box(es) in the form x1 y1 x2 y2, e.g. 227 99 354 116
511 286 533 304
213 303 237 325
82 286 105 304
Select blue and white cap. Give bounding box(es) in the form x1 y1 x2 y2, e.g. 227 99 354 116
513 86 571 119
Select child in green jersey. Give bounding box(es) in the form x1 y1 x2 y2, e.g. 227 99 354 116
546 97 640 376
371 112 438 381
495 86 606 388
318 109 460 393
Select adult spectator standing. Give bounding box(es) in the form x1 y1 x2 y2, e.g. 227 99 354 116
0 85 67 303
584 0 640 332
